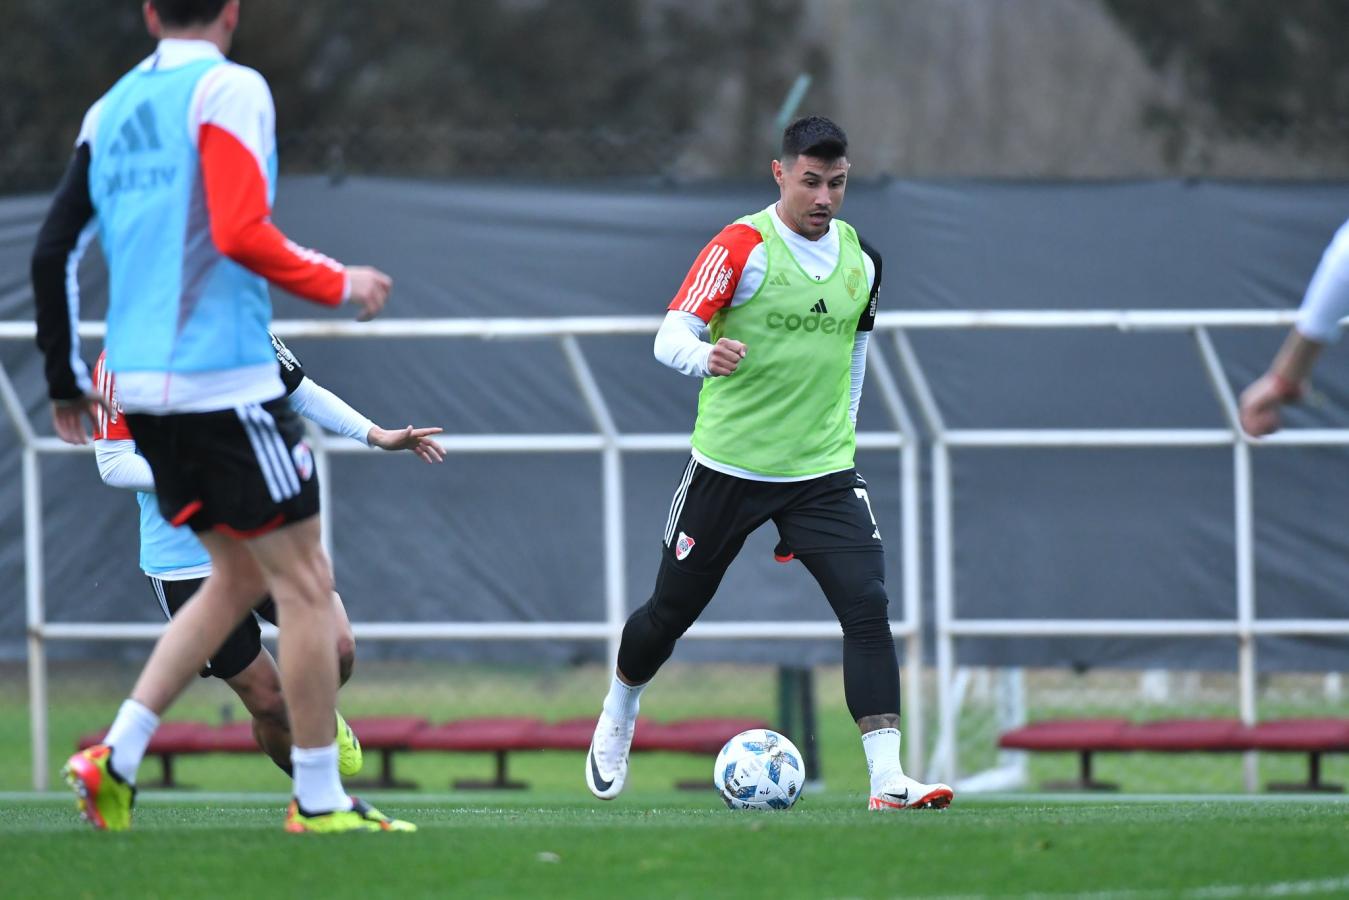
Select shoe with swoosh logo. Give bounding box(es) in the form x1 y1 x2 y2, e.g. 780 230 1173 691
869 772 954 811
585 709 635 800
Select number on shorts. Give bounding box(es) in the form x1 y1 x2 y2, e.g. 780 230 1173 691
854 487 881 540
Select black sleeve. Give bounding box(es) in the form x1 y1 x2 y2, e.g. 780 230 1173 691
32 143 96 401
270 332 307 396
857 236 882 334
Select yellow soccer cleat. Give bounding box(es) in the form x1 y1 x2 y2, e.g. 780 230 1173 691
62 744 136 832
284 797 416 834
336 710 363 777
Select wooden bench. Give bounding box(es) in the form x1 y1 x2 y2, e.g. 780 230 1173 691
77 715 769 790
999 717 1349 792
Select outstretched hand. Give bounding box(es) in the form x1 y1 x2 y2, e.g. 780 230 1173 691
368 425 446 463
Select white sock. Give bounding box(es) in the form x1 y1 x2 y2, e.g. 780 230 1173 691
862 727 903 790
602 672 646 722
104 699 159 785
291 743 352 814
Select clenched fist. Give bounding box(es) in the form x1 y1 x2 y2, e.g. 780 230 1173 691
708 338 747 376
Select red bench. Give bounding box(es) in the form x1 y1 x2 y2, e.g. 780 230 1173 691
77 715 769 790
999 717 1349 792
407 717 546 789
1244 719 1349 792
405 716 769 789
78 716 433 789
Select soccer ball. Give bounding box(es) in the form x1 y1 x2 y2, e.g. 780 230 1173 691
713 729 805 810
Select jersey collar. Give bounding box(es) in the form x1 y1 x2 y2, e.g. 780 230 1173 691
140 38 226 71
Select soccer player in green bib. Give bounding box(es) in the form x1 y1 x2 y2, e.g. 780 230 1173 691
586 117 953 811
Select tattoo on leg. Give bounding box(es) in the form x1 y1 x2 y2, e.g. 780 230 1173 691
856 713 900 734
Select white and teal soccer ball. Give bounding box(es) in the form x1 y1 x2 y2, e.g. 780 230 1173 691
713 729 805 810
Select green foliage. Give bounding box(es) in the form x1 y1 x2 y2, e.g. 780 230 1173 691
1 0 807 190
1105 0 1349 136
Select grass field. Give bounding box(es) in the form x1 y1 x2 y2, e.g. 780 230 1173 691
3 792 1347 898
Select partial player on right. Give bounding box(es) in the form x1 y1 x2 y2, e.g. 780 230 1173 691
586 116 952 811
1240 218 1349 436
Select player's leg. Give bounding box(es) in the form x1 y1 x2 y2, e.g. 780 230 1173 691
224 647 292 772
252 590 353 684
150 578 294 773
64 537 268 830
242 517 342 795
245 523 407 833
588 459 760 799
331 591 356 687
777 470 952 810
251 591 362 775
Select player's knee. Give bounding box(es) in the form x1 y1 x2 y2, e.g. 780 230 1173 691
336 636 356 686
639 595 696 642
837 577 892 644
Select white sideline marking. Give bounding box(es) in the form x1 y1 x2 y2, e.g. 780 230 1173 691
919 876 1349 900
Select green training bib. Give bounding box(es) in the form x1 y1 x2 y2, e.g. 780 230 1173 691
690 210 869 477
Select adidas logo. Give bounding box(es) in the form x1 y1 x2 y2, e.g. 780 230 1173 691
810 299 829 314
108 102 163 156
768 273 791 287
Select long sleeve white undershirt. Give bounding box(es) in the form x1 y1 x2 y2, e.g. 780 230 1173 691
653 309 870 423
287 376 375 445
95 440 156 492
1295 220 1349 343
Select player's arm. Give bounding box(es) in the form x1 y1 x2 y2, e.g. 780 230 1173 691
31 129 105 444
89 353 154 490
272 332 444 462
850 238 883 424
195 67 390 320
289 377 445 463
95 440 156 492
656 224 761 377
1239 222 1349 436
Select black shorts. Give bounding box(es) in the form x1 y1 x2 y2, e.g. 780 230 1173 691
126 397 319 537
148 576 278 681
662 458 882 573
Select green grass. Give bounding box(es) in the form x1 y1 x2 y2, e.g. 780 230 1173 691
2 793 1347 898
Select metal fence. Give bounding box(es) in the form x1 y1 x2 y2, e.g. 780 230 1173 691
3 310 1349 793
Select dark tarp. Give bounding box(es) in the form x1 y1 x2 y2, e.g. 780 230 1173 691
2 176 1348 671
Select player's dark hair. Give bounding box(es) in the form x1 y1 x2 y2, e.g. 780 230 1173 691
150 0 230 27
781 116 848 161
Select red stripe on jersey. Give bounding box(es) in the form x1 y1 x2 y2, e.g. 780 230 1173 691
91 350 132 441
669 223 763 323
198 123 346 306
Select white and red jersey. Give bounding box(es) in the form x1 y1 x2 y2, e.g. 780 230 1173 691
92 350 212 579
32 39 350 416
92 350 132 442
668 204 877 323
76 40 348 306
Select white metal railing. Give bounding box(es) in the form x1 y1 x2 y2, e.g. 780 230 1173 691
884 312 1349 790
0 316 924 791
4 310 1349 792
